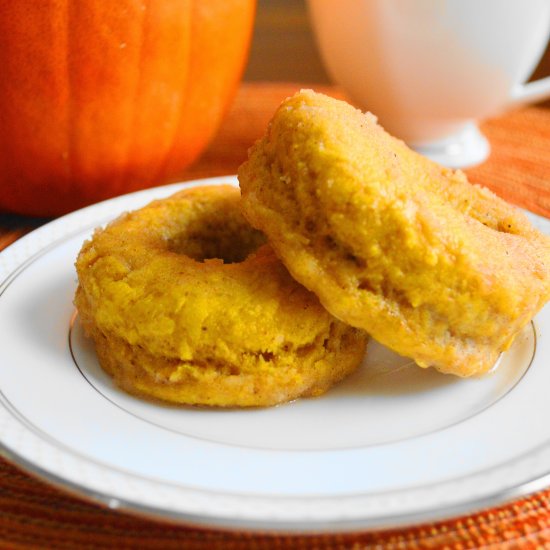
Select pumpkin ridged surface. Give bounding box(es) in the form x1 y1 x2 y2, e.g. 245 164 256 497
0 0 255 216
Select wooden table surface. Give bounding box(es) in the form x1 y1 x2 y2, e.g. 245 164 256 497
0 82 549 548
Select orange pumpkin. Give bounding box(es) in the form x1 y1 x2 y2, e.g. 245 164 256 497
0 0 255 216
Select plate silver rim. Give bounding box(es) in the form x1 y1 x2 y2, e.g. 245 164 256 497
0 176 549 533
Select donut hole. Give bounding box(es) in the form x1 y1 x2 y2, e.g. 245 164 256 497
463 206 521 235
471 215 517 235
493 220 520 235
168 214 266 264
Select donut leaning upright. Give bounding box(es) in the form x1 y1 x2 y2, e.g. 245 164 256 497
238 90 550 377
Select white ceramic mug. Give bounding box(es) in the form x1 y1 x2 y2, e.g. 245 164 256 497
307 0 550 167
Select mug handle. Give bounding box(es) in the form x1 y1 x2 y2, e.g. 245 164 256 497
510 75 550 106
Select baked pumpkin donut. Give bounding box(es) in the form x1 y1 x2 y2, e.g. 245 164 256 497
238 90 550 377
75 185 367 407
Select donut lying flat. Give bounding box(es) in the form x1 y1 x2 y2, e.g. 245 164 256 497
238 90 550 377
75 185 367 407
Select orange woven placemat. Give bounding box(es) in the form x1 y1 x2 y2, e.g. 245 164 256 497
0 455 549 549
0 83 549 549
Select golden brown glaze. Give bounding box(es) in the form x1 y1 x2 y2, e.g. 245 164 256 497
238 90 550 376
75 185 367 406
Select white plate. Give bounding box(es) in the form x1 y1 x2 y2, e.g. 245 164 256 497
1 176 549 533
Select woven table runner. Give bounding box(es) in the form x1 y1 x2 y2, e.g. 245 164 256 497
0 82 549 549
